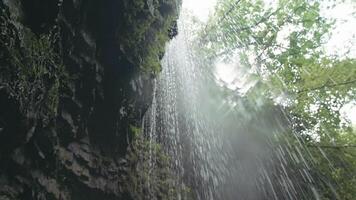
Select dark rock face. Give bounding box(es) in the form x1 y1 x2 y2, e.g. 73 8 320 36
0 0 180 199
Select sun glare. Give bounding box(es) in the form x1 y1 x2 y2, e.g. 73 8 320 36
214 62 240 90
182 0 218 22
341 102 356 125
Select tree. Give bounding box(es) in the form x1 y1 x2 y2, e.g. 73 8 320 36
198 0 356 198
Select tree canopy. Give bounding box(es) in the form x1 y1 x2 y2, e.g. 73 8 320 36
197 0 356 198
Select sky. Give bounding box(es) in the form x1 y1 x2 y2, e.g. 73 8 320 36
322 1 356 57
182 0 218 22
182 0 356 124
341 101 356 125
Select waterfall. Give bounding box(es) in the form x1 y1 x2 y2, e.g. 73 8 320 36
142 12 230 199
141 10 322 200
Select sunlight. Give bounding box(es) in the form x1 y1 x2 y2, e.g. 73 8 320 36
214 61 240 90
341 102 356 125
322 1 356 57
182 0 217 22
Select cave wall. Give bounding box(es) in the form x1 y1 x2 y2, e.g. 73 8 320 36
0 0 180 199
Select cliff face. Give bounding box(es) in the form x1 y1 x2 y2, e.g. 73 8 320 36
0 0 180 199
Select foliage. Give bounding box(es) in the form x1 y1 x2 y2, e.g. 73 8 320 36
287 59 356 139
129 124 142 138
200 0 356 198
307 128 356 199
123 127 191 200
118 0 180 73
0 9 67 125
201 0 331 60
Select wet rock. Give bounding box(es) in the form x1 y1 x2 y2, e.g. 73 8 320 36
0 0 181 199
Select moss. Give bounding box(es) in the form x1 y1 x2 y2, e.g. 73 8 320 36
129 124 142 139
0 8 67 125
123 133 191 200
117 0 180 74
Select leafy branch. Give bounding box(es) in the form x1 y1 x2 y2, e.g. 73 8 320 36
298 79 356 94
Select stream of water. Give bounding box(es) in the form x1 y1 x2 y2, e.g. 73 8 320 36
142 9 334 200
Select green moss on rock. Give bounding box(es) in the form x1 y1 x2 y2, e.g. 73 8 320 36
118 0 181 74
0 9 67 125
124 129 191 200
0 0 183 198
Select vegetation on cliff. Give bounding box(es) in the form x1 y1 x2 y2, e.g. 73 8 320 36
1 10 67 126
197 0 356 198
118 0 180 73
123 126 191 200
0 0 182 199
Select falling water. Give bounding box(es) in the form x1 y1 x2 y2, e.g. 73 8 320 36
141 7 341 200
142 12 233 199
